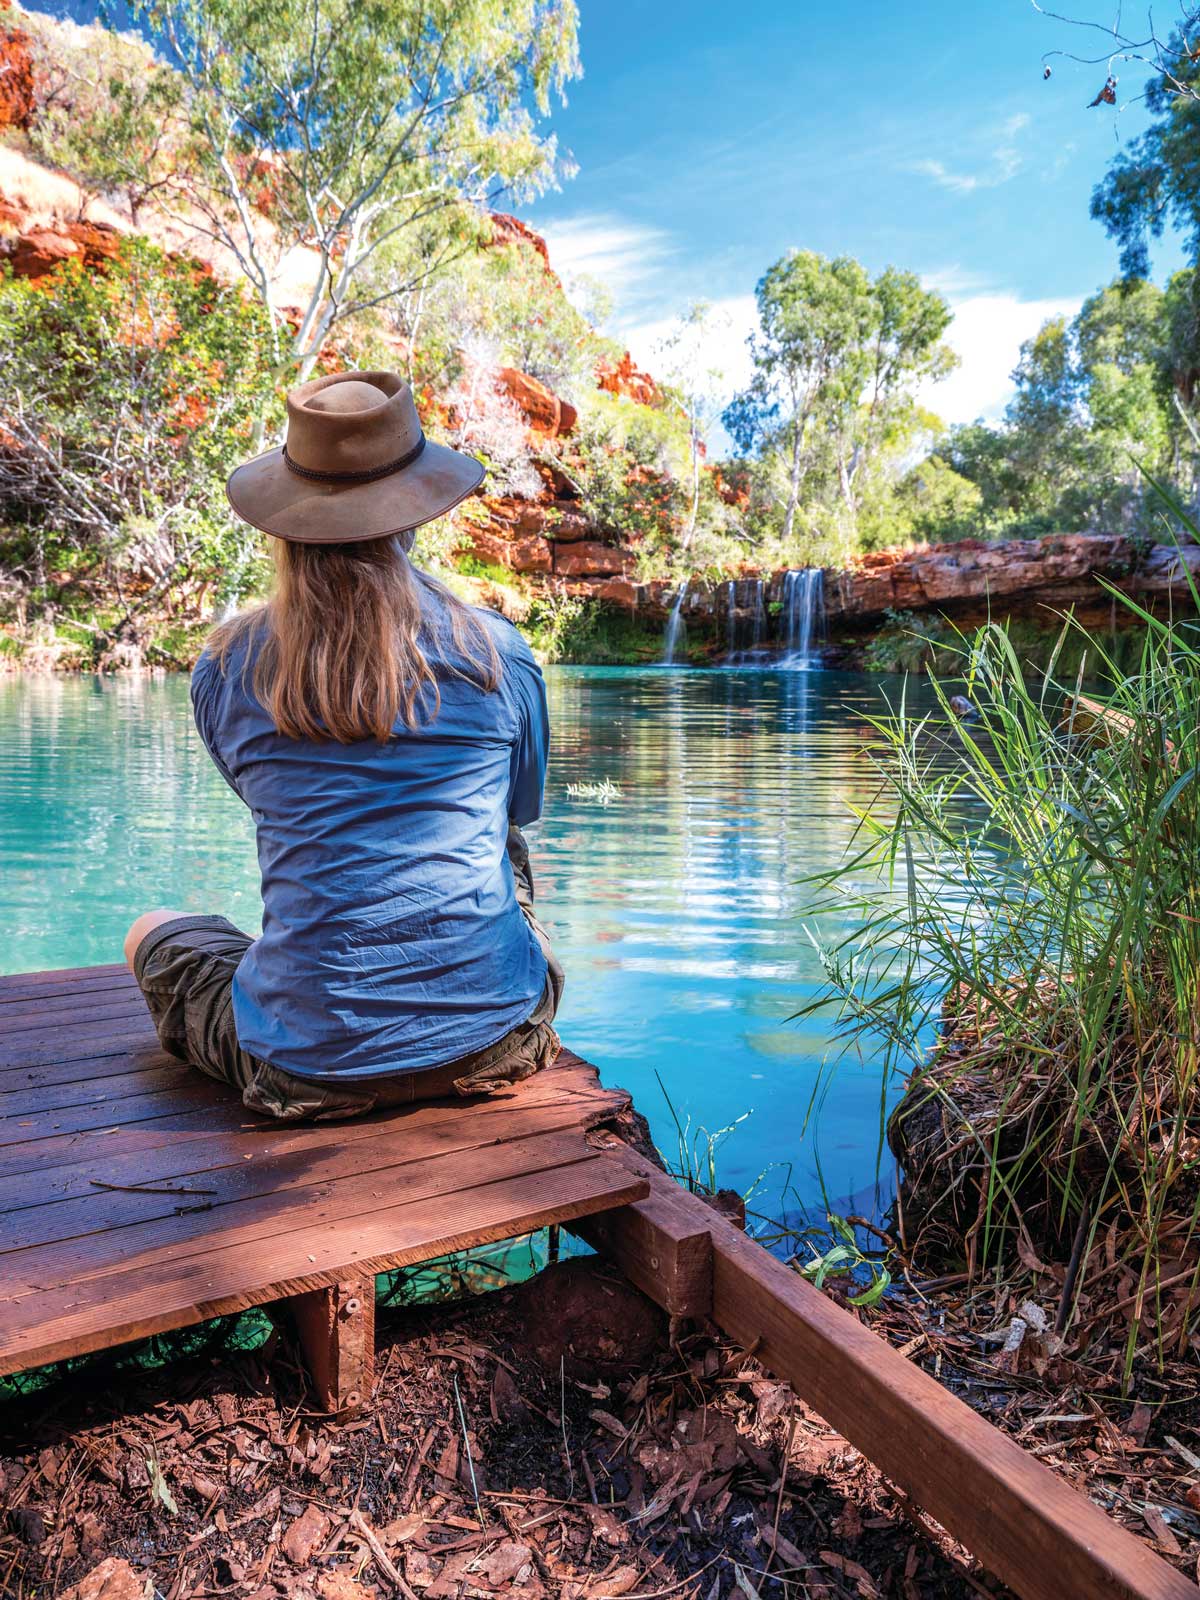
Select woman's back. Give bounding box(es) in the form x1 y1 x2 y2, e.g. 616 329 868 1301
192 592 550 1079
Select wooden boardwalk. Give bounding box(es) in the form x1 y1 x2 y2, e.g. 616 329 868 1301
3 963 1199 1600
0 962 647 1402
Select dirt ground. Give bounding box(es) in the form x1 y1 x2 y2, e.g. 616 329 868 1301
0 1258 1009 1600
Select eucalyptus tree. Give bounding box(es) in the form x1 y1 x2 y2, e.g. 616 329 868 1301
128 0 580 377
723 251 953 546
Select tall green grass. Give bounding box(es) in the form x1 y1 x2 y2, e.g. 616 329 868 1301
803 567 1200 1376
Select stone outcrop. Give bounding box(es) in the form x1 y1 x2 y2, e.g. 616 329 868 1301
597 350 659 407
824 533 1141 619
494 366 577 438
0 3 34 133
487 211 554 274
466 493 634 580
10 218 124 278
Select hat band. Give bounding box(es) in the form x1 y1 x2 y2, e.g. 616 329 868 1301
281 432 426 485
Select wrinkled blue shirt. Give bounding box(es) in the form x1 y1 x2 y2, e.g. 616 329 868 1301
190 588 549 1081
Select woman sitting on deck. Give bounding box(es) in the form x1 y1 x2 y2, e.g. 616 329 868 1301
124 370 563 1120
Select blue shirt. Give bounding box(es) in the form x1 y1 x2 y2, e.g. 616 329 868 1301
190 587 550 1080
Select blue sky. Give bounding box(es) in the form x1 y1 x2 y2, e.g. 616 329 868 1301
527 0 1185 428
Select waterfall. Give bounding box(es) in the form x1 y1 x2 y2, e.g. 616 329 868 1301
780 569 826 669
662 580 689 665
723 577 770 667
749 579 765 653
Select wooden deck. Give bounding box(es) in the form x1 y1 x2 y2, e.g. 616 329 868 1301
4 964 1200 1600
0 962 647 1402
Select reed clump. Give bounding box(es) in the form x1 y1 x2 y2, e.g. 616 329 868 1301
805 583 1200 1379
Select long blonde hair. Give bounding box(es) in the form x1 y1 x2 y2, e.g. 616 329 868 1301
210 535 501 743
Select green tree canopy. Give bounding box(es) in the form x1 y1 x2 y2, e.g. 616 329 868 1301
1089 27 1200 278
0 240 277 655
128 0 580 377
938 279 1192 540
722 250 953 550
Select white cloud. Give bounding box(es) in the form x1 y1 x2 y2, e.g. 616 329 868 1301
925 290 1081 425
624 283 1082 442
535 212 676 317
911 112 1030 196
536 213 1081 447
622 295 758 397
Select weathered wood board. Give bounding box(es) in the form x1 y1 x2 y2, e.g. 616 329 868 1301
0 965 646 1392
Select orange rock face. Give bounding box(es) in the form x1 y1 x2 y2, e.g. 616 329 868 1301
487 212 553 272
597 350 659 407
495 366 577 438
9 219 126 280
465 525 553 575
0 5 34 133
825 533 1134 619
552 540 633 578
11 229 82 278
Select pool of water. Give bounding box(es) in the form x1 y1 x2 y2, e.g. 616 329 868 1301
0 667 926 1222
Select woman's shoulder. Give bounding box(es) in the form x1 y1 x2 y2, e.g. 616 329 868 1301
475 604 537 667
192 611 266 702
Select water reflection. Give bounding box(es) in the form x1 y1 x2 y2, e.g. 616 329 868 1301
0 667 935 1222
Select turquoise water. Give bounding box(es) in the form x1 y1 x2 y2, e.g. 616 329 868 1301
0 667 919 1221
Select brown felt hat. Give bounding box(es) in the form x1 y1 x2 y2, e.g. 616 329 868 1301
226 370 485 542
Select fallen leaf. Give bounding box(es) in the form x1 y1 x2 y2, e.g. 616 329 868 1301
145 1456 178 1517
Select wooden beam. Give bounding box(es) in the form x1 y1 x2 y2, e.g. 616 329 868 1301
572 1177 713 1317
289 1274 375 1414
585 1153 1199 1600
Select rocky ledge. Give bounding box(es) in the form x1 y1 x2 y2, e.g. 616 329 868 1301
467 506 1200 630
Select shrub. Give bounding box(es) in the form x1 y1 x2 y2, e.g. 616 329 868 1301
0 238 277 655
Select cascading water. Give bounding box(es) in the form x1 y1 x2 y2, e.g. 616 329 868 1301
779 569 826 669
749 579 765 654
723 578 771 665
661 580 689 665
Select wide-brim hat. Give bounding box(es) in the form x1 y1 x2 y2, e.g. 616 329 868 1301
226 370 485 543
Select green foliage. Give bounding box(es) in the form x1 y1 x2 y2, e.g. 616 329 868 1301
127 0 580 376
523 593 663 665
886 455 983 548
723 250 955 558
861 610 959 674
0 238 277 656
22 11 187 223
936 278 1199 542
1090 35 1200 278
557 391 690 558
803 549 1200 1369
797 1215 892 1307
395 225 604 402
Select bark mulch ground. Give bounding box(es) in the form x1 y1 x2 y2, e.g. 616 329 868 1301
868 1270 1200 1587
0 1258 1007 1600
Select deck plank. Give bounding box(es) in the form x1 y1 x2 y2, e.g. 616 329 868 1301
0 967 644 1384
0 964 131 1003
0 1128 623 1300
0 1066 617 1213
3 1103 633 1254
0 1048 178 1093
0 1063 196 1118
0 1155 645 1374
0 996 150 1033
